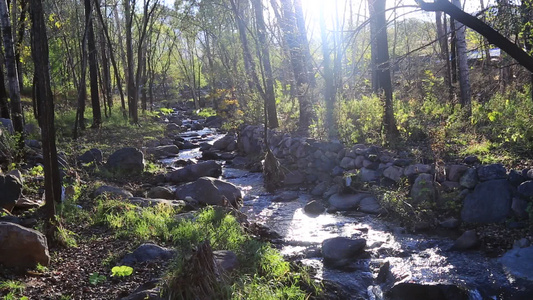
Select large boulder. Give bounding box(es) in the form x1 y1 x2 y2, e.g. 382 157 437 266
120 243 175 266
78 148 103 164
459 168 478 189
165 161 221 183
328 193 381 214
477 163 507 181
0 222 50 268
387 283 469 300
106 147 144 174
517 180 533 198
321 237 366 269
146 145 179 158
0 174 22 211
500 246 533 281
461 179 513 223
410 173 436 206
212 133 237 151
147 186 175 200
175 177 242 208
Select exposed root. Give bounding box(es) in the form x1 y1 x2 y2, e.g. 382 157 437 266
263 150 284 193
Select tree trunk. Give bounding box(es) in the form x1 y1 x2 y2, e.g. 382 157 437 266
85 0 101 128
252 0 279 129
368 0 399 143
0 61 9 119
124 0 138 123
320 5 336 138
293 0 315 87
15 0 25 92
30 0 62 236
451 0 471 113
0 0 23 135
450 17 457 83
100 30 112 115
436 11 453 100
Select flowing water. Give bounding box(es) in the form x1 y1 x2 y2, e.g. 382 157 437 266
164 124 532 299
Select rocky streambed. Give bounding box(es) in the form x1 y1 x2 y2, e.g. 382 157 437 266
156 119 533 300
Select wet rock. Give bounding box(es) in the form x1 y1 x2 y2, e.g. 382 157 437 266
376 261 390 284
304 200 325 215
0 222 50 268
447 165 468 182
451 230 478 250
358 196 382 214
146 145 180 158
461 179 513 224
120 243 175 266
213 250 238 272
511 197 529 219
78 148 103 164
439 217 460 229
0 174 22 211
410 173 436 206
165 161 222 183
311 181 328 196
147 186 174 200
477 163 507 181
459 168 478 189
500 246 533 281
106 147 145 174
321 237 366 269
463 155 480 165
387 282 469 300
175 177 242 208
213 133 237 151
383 166 403 182
328 193 371 211
283 170 305 186
518 180 533 198
128 197 186 208
92 185 133 200
272 191 299 202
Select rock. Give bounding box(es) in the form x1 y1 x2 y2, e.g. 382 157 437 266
304 200 325 215
147 186 175 200
358 168 378 182
0 222 50 268
328 193 370 211
439 217 460 229
440 181 461 191
383 166 403 182
0 118 13 133
393 159 411 167
387 282 469 300
508 170 526 186
376 261 390 284
518 180 533 198
459 168 478 189
340 157 356 169
311 181 328 196
121 243 175 266
451 230 478 250
463 155 480 165
106 147 144 174
78 148 103 164
7 169 23 184
205 116 223 128
404 164 432 177
283 171 305 186
0 174 22 211
354 156 365 169
511 197 529 219
513 238 531 249
461 179 513 223
165 161 221 183
166 123 181 133
121 288 162 300
213 133 237 151
410 173 435 206
213 250 238 272
500 246 533 281
272 191 299 202
92 185 133 200
25 139 41 149
447 165 468 182
477 163 507 181
175 177 242 208
146 145 180 158
358 196 381 214
321 237 366 268
128 197 186 208
15 197 41 210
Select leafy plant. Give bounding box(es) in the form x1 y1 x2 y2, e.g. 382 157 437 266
111 266 133 277
0 280 25 294
88 273 106 286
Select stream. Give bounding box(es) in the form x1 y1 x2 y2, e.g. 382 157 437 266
161 121 532 300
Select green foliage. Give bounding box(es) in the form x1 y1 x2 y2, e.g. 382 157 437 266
88 273 106 286
28 165 44 177
111 266 133 277
0 281 25 295
55 225 78 248
195 107 216 118
35 263 49 273
336 94 382 144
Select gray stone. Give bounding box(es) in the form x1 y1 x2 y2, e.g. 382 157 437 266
165 160 221 183
147 186 175 200
322 237 366 268
477 164 507 181
304 200 325 215
0 118 13 133
7 170 22 184
328 193 375 212
128 197 186 208
340 157 356 169
518 180 533 198
283 171 305 186
120 243 175 266
213 133 237 151
513 238 531 249
463 155 480 165
272 191 299 202
511 197 529 219
166 123 181 133
440 181 461 192
383 166 403 182
410 173 435 206
404 164 432 177
461 179 513 224
92 185 133 200
106 147 145 174
0 222 50 268
213 250 238 272
439 217 460 229
0 174 22 211
146 145 180 158
459 168 478 189
387 283 470 300
358 196 382 214
508 170 526 186
359 168 378 182
78 148 103 164
310 181 328 196
354 156 365 169
175 177 242 208
500 246 533 281
451 230 478 250
447 165 468 182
